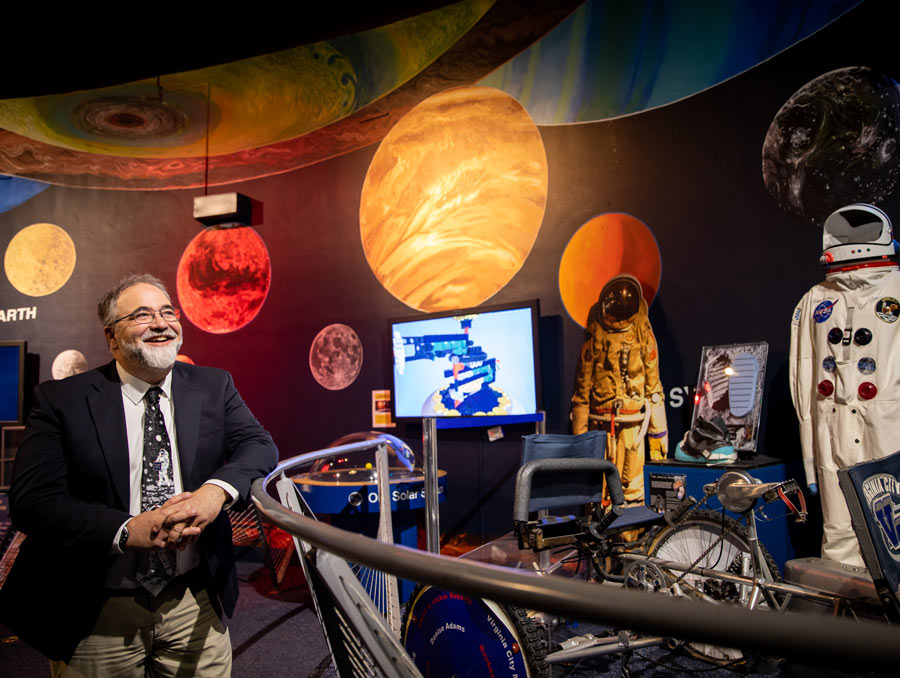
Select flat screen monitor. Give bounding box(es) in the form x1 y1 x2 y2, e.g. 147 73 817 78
390 300 540 422
0 341 26 426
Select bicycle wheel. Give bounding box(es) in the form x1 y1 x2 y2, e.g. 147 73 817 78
401 583 550 677
648 509 781 664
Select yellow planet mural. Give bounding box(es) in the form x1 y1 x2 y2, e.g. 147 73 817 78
558 213 662 328
4 222 76 296
360 86 548 312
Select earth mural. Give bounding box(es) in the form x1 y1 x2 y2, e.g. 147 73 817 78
309 323 363 390
176 225 271 333
762 66 900 225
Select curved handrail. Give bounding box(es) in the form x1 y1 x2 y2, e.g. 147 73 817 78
252 446 900 669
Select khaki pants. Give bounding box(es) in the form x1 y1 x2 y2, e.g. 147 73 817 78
51 574 231 678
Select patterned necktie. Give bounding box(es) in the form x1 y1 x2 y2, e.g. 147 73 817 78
136 386 177 595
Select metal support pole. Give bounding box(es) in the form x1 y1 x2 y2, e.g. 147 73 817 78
536 411 549 572
422 417 440 554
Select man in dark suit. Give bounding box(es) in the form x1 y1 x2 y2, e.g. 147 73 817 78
0 274 278 676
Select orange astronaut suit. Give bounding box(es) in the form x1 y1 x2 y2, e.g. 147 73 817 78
571 275 668 504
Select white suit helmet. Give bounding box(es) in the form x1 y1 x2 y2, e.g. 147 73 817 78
820 203 897 266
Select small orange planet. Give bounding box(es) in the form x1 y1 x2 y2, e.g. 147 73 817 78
360 86 548 312
559 213 661 328
176 226 271 334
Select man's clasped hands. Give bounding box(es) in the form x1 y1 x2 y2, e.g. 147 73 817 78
124 484 229 551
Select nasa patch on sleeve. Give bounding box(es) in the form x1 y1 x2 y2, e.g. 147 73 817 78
792 306 802 326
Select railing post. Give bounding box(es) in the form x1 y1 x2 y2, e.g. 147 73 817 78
422 417 440 554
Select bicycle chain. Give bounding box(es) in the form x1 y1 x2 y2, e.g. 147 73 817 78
663 494 728 591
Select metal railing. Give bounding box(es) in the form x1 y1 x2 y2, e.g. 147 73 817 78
251 443 900 670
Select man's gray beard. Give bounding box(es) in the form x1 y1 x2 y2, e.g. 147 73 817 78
122 334 183 371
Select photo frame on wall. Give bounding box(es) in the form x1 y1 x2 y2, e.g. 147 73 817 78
691 342 768 453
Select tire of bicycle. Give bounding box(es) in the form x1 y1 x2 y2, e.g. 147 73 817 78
647 508 782 665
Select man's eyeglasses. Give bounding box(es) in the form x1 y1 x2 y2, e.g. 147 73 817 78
109 307 181 326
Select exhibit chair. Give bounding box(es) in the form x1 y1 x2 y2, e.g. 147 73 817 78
272 441 420 678
226 503 292 589
514 430 612 574
511 431 663 572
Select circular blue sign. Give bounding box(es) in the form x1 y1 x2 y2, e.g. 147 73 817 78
402 586 534 677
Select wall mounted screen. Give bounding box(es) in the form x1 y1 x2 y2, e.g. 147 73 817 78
0 341 26 426
390 300 540 421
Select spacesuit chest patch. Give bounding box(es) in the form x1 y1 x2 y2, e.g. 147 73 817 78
858 357 876 375
875 297 900 323
813 300 837 323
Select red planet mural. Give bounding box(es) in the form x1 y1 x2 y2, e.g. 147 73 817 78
176 225 271 334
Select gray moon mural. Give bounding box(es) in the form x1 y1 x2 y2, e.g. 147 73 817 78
762 66 900 225
51 349 88 379
309 323 364 390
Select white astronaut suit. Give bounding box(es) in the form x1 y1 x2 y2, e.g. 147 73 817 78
789 203 900 566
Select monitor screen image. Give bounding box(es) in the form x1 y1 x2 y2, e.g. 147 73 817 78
0 341 26 426
390 301 540 419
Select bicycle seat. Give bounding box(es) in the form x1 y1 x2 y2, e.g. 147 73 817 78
712 470 800 514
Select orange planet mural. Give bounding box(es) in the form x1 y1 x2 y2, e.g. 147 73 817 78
558 213 661 328
359 86 548 312
176 226 271 334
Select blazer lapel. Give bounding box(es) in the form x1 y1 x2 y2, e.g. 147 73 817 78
172 364 201 488
86 362 130 510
